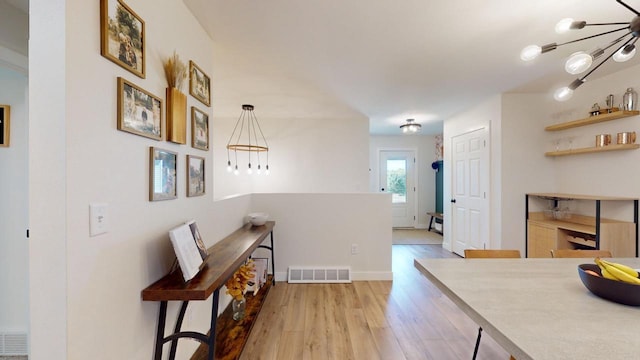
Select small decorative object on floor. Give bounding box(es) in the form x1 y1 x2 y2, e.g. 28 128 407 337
225 259 255 320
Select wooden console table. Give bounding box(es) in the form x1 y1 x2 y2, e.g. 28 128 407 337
141 221 276 360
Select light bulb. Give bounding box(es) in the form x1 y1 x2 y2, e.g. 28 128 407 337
555 18 574 34
234 165 239 175
613 45 636 62
265 165 270 176
257 165 262 175
565 52 592 74
554 86 574 101
521 45 542 61
226 160 232 173
247 163 252 175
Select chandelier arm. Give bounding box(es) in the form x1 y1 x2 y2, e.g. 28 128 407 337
585 22 633 26
227 111 244 147
617 0 640 16
253 112 269 148
557 27 630 47
580 36 636 81
233 112 247 147
600 32 633 53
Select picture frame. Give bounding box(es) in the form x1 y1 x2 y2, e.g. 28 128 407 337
149 147 177 201
187 155 205 197
100 0 145 78
191 107 209 151
117 77 163 140
189 61 211 107
0 105 9 147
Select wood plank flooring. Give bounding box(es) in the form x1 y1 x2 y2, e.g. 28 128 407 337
239 245 511 360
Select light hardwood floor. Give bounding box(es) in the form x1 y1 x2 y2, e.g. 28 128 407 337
239 245 511 359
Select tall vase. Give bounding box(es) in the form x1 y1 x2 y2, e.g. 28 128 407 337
166 87 187 144
232 295 246 321
623 87 638 111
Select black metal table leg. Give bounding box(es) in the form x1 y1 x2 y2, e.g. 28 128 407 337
208 289 220 360
270 231 276 286
154 301 168 360
168 301 189 360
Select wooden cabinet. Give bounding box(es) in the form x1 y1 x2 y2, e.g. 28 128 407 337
526 194 638 258
544 110 640 157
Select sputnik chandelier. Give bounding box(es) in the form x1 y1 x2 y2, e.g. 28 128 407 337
521 0 640 101
226 104 270 175
400 119 422 133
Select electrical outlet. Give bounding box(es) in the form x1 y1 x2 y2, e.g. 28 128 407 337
351 243 359 255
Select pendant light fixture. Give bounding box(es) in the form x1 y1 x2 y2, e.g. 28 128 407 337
521 0 640 101
226 104 270 175
400 118 422 133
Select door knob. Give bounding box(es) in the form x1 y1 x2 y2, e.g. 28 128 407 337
451 199 456 203
381 188 385 191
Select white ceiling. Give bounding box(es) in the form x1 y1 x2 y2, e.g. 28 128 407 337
184 0 640 134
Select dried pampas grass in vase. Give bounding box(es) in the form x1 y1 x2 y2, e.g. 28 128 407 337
163 51 187 90
164 50 188 144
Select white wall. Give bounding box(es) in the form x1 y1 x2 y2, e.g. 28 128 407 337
500 93 556 254
543 63 640 198
251 193 392 281
29 0 67 358
214 116 370 199
0 67 28 334
28 0 386 359
369 135 437 228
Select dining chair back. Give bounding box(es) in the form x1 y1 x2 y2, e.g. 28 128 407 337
464 249 521 259
550 249 612 258
464 249 520 360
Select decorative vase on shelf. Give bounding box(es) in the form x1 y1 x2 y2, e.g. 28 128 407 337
623 87 638 111
166 87 187 144
232 295 246 321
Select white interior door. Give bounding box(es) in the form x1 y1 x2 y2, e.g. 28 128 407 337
380 150 416 228
451 128 489 256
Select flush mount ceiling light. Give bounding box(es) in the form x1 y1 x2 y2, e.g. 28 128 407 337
400 119 422 133
521 0 640 101
226 104 270 175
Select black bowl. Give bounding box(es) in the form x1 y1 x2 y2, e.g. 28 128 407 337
578 264 640 306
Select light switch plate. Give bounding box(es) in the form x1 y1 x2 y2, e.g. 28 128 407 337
89 203 109 236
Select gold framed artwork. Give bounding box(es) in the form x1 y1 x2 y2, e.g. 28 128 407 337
189 61 211 107
100 0 146 78
187 155 205 197
0 105 9 147
150 147 177 201
191 107 209 151
117 77 163 140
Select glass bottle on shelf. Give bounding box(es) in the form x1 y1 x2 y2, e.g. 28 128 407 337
623 87 638 111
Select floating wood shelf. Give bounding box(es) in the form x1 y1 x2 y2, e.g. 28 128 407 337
545 143 640 157
544 110 639 131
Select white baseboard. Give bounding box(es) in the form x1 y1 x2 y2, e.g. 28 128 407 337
276 271 393 282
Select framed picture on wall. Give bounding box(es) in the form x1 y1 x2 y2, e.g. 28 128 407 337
0 105 9 147
117 77 163 140
187 155 205 197
189 61 211 107
100 0 146 78
191 107 209 151
149 147 177 201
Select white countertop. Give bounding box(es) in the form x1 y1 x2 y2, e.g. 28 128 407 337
414 258 640 360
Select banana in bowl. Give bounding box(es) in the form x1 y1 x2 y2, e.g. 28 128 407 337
578 263 640 306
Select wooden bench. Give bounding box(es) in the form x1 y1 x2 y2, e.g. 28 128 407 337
427 212 443 235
